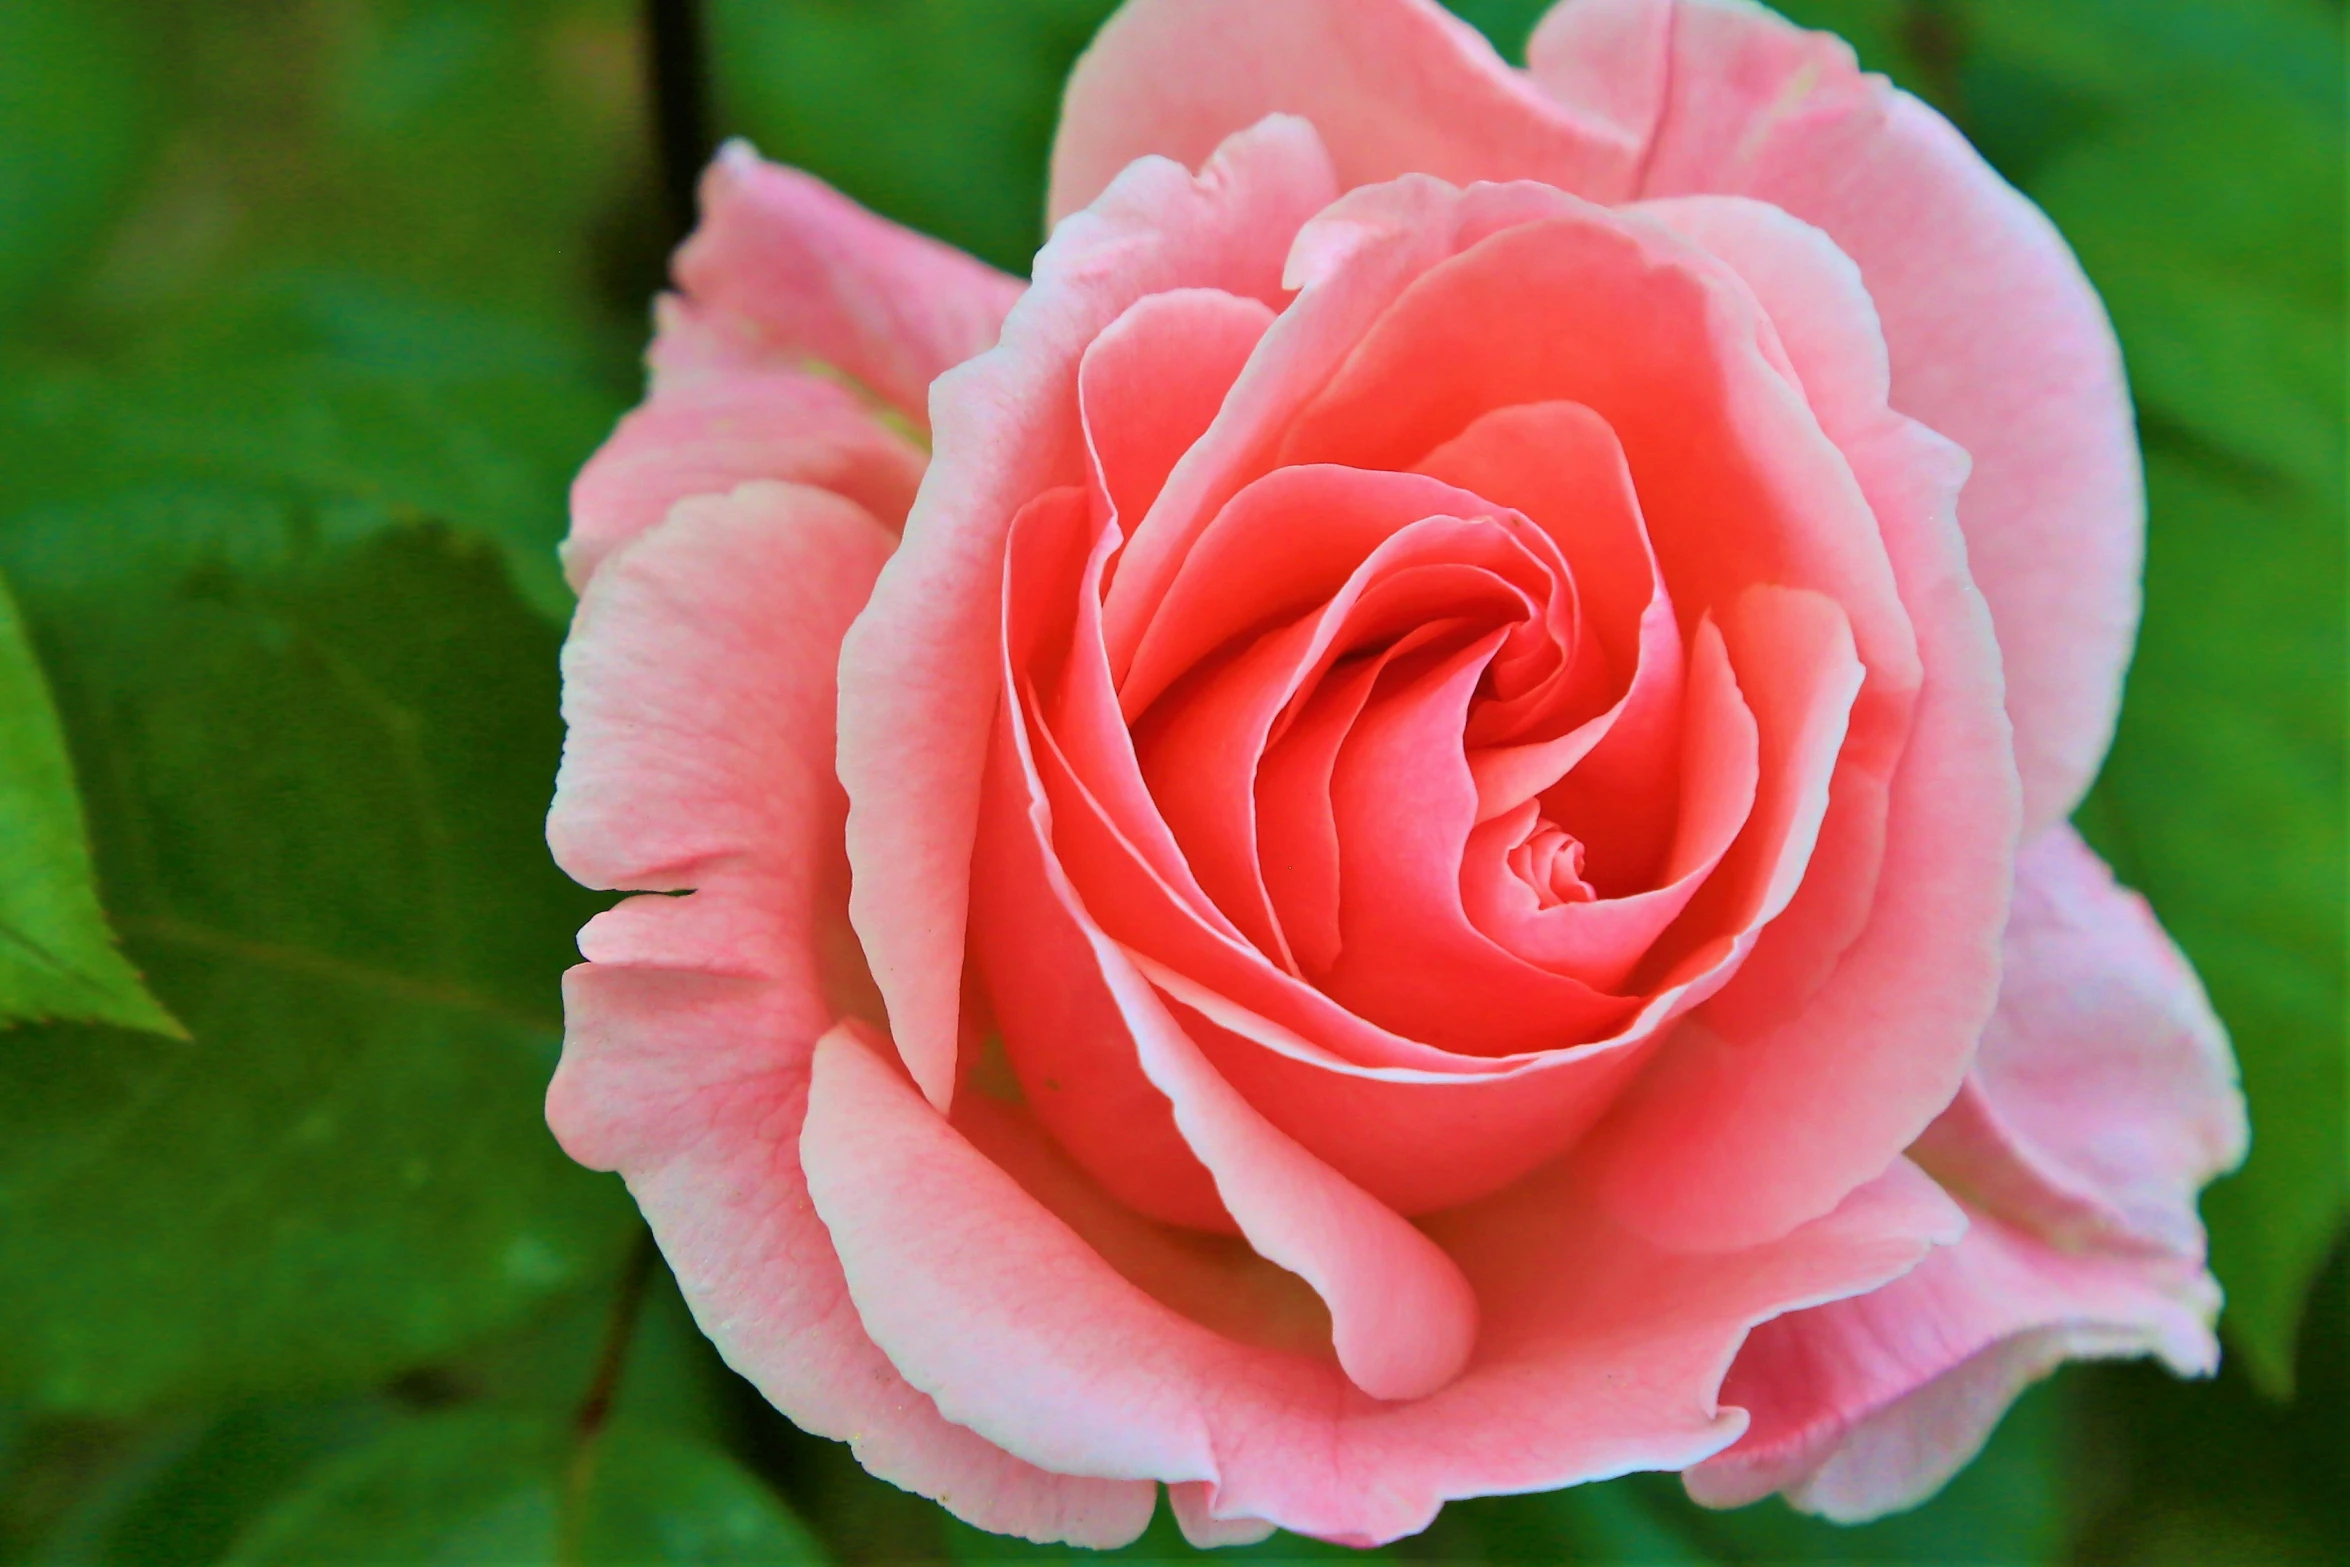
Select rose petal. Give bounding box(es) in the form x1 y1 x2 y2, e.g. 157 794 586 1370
1532 0 2142 832
1457 613 1760 991
545 484 1152 1547
1415 400 1684 879
841 116 1341 1109
1587 451 2015 1251
1687 1206 2219 1522
1631 195 1965 1041
1048 0 1640 225
1912 825 2247 1258
992 540 1486 1399
804 1013 1966 1545
1277 203 1921 807
1169 1483 1278 1549
1080 287 1278 538
677 141 1025 424
566 298 927 589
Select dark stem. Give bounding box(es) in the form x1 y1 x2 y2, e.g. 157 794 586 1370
555 1227 660 1564
1901 0 1969 131
573 1225 660 1441
645 0 713 244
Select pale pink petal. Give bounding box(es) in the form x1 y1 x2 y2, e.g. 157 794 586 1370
545 485 1150 1546
803 1013 1966 1545
1048 0 1641 226
565 299 926 589
1533 0 2141 832
840 116 1341 1110
677 141 1025 423
1687 1207 2219 1522
1169 1484 1277 1549
1913 825 2247 1258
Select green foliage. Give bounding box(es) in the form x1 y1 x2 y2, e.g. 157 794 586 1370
0 0 646 1430
0 570 177 1035
706 0 1125 273
0 509 632 1411
220 1414 824 1565
2012 0 2348 1395
0 1 155 326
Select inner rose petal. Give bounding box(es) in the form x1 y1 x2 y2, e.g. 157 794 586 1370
1456 616 1759 993
1318 637 1653 1054
1415 400 1686 887
1134 511 1555 966
1121 464 1559 719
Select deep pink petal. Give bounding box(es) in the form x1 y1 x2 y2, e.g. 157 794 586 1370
840 116 1340 1109
1322 635 1644 1052
1573 187 2018 1254
1048 0 1640 225
545 485 1151 1546
1912 826 2247 1258
1415 400 1685 884
1533 0 2141 832
1629 196 1964 1040
1687 1206 2219 1521
988 548 1485 1399
1278 203 1921 802
1457 614 1759 991
677 142 1025 424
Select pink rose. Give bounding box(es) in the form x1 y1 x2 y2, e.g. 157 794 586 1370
548 0 2246 1547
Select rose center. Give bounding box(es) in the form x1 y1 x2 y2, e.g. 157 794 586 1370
1507 817 1599 908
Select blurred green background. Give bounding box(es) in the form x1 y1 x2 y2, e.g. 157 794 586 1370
0 0 2340 1561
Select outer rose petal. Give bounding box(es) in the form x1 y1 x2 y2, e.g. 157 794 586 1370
546 484 1154 1547
1686 1207 2220 1522
1530 0 2142 832
803 1015 1966 1547
1048 0 1640 224
566 298 926 589
840 117 1341 1108
677 141 1026 424
1913 825 2247 1259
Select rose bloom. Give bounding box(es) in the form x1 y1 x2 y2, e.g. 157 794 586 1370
547 0 2246 1548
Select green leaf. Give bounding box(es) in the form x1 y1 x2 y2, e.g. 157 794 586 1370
0 503 631 1413
0 569 178 1036
2028 23 2346 1396
24 1400 397 1566
221 1413 826 1565
707 0 1122 274
2030 91 2343 503
29 0 656 349
0 0 153 328
2075 450 2347 1398
2 279 628 625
